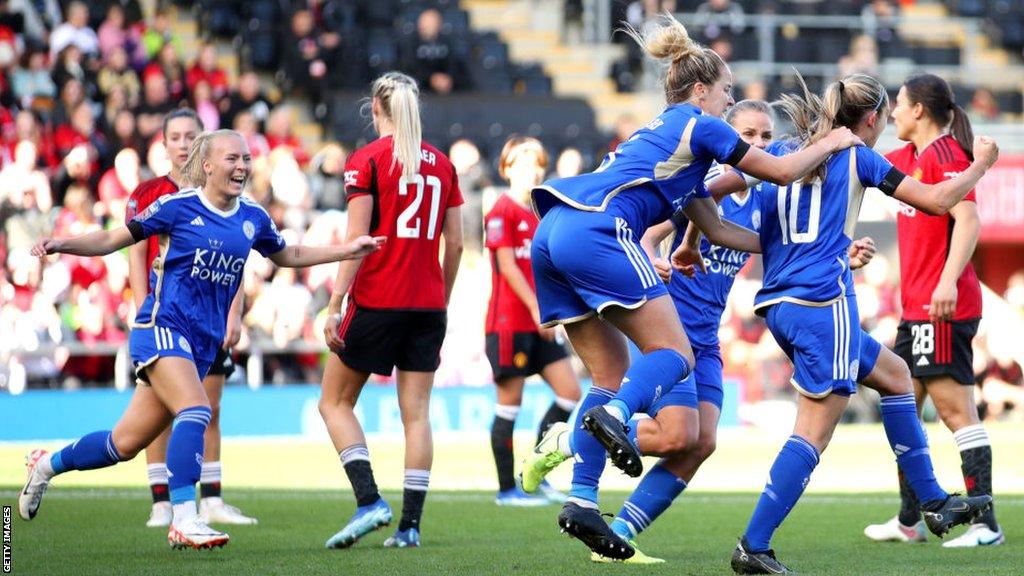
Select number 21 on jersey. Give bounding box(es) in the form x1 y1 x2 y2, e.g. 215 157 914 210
777 181 822 244
397 174 442 239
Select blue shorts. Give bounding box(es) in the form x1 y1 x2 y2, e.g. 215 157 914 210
765 296 861 398
857 331 882 382
129 325 214 385
532 204 668 327
649 342 722 414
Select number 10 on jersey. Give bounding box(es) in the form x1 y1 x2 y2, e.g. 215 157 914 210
777 181 822 245
397 174 442 239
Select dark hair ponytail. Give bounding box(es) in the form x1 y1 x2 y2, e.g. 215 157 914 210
948 103 975 161
903 74 973 160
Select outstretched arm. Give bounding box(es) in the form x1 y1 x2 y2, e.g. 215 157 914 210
890 136 998 216
269 236 385 268
682 197 761 255
734 128 862 185
32 226 136 258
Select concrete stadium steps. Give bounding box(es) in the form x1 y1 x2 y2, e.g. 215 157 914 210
465 0 647 132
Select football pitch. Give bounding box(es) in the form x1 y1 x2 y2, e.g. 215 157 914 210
2 424 1020 575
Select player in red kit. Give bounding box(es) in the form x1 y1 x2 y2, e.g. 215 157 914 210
126 109 256 528
320 72 463 550
484 136 580 507
864 74 1003 547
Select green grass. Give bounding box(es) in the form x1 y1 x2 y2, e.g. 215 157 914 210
4 488 1021 576
2 423 1021 575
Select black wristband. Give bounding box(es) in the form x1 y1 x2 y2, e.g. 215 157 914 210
724 139 751 167
878 167 906 196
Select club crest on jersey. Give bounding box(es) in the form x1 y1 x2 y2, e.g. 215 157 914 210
126 199 138 219
913 168 924 181
849 359 860 381
243 220 255 239
486 218 504 243
751 209 761 231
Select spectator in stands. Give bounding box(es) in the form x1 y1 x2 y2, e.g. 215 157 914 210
693 0 744 43
861 0 899 47
282 9 332 104
11 46 56 109
142 42 186 103
1005 270 1024 313
5 110 57 169
554 147 583 178
220 70 273 130
742 79 768 102
0 139 52 222
186 41 229 100
107 108 140 158
607 113 639 154
52 144 95 202
54 101 106 171
49 2 99 60
97 3 128 61
401 7 467 94
709 34 733 62
838 34 879 78
307 142 348 211
51 45 96 97
7 0 61 46
96 147 139 218
232 110 270 159
140 8 177 60
265 106 310 166
134 74 174 140
192 80 220 130
449 138 491 253
977 338 1024 421
969 87 1000 121
97 46 139 107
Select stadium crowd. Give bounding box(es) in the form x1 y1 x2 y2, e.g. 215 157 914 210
1 1 1021 422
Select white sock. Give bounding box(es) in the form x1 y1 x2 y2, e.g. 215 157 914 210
557 429 573 457
603 404 627 423
147 463 168 485
495 404 520 421
173 500 198 526
567 497 598 509
200 461 222 484
554 396 578 412
953 424 990 451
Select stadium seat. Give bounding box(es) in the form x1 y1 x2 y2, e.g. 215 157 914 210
367 33 400 76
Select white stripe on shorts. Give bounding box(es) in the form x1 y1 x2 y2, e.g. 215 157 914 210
832 299 850 380
614 218 657 289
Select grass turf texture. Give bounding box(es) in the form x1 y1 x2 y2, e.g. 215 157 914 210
2 423 1021 575
4 488 1021 576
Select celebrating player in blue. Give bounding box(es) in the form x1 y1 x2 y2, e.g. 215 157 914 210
19 130 384 550
729 75 999 574
528 14 863 559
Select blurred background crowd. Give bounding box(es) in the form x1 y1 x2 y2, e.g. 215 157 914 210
1 0 1022 423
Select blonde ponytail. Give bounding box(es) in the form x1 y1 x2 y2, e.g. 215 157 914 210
777 73 887 182
180 129 244 187
372 72 422 179
621 13 725 104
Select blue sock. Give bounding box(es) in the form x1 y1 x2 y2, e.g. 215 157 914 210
607 349 690 421
167 406 212 505
744 435 820 552
49 430 124 475
880 393 947 505
569 386 617 504
613 463 687 539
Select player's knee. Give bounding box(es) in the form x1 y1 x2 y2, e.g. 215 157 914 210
112 436 143 460
662 426 698 455
693 431 717 463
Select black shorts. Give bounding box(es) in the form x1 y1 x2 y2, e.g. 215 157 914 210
206 347 235 378
486 331 570 380
894 319 979 385
337 307 447 376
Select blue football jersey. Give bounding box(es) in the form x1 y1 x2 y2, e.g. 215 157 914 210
533 103 746 232
669 163 760 348
130 189 286 349
754 145 895 312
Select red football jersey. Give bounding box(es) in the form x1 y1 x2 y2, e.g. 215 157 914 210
886 135 982 322
343 136 463 310
485 194 540 333
125 175 180 282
